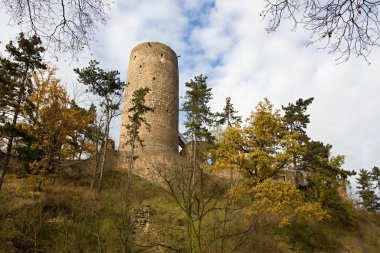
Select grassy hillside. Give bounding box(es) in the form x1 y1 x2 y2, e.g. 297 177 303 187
0 167 379 253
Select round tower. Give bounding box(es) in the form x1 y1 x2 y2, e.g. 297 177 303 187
119 42 179 174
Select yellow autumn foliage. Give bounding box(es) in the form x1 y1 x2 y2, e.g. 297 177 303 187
28 66 94 174
212 98 302 184
249 179 329 227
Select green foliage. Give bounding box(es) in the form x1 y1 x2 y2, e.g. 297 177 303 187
307 171 356 225
216 97 242 127
371 166 380 190
0 33 47 189
282 97 314 135
0 33 46 121
356 168 380 212
74 60 125 111
75 60 125 192
124 87 154 178
124 87 154 149
182 74 213 143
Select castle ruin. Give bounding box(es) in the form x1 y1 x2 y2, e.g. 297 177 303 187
119 42 180 177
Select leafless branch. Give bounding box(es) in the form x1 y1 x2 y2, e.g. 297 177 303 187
1 0 110 57
261 0 380 62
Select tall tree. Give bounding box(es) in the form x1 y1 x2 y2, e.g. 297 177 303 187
216 97 242 128
356 168 380 211
179 75 217 252
182 74 214 163
0 33 46 190
282 97 314 186
124 87 153 180
74 60 125 192
261 0 380 62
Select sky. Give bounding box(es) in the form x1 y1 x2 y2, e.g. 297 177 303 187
1 0 380 189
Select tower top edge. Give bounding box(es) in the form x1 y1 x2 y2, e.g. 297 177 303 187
132 42 177 55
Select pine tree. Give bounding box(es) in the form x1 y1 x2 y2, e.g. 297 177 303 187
0 33 46 190
282 98 314 135
182 74 214 162
371 166 380 191
124 87 154 180
216 97 241 127
74 60 125 192
356 168 380 212
281 98 314 186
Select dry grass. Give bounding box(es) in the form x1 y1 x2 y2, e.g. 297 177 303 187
0 169 379 253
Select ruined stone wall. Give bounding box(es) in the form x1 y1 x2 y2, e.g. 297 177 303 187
119 42 179 174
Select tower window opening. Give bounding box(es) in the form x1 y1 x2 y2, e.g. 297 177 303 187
139 65 142 68
134 55 136 60
153 77 155 80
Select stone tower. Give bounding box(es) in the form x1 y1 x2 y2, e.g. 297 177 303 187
119 42 179 176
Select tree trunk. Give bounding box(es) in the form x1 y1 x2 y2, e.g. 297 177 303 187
0 87 24 190
127 126 137 185
90 123 103 190
97 109 110 193
0 65 30 190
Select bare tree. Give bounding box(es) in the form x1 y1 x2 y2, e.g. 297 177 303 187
1 0 110 55
261 0 380 62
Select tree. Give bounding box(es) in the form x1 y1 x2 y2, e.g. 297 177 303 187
216 97 242 128
212 99 328 228
26 67 93 180
305 146 356 224
250 179 328 228
282 98 314 186
124 87 154 180
0 33 46 190
356 168 380 211
371 166 380 191
280 98 356 223
68 100 98 160
282 98 314 136
1 0 110 55
182 74 214 164
213 98 297 185
74 60 125 193
261 0 380 62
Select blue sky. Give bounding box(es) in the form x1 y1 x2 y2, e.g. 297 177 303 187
1 0 380 192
